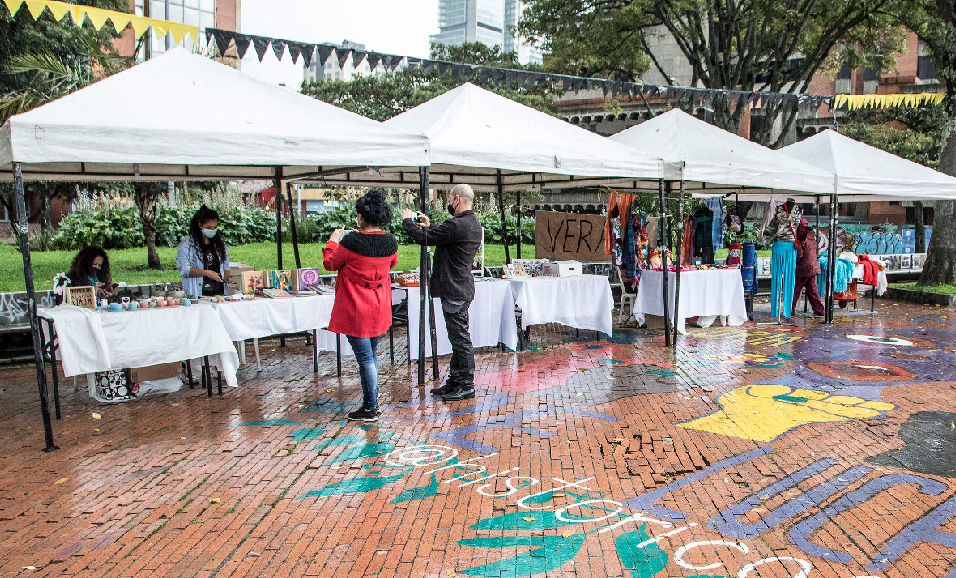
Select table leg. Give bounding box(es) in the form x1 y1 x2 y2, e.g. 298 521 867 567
313 330 319 373
42 319 61 420
203 356 213 397
217 370 222 396
254 338 261 370
186 360 194 388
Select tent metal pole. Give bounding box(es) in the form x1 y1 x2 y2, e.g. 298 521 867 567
285 182 301 269
417 167 429 387
497 171 510 264
672 173 685 349
658 178 671 346
825 185 839 324
274 167 283 270
14 162 57 452
516 191 522 259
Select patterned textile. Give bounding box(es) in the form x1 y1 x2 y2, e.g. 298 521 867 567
771 241 797 318
705 197 724 250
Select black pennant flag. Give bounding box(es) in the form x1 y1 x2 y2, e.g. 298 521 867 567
211 29 232 57
366 52 382 70
335 48 351 69
204 28 215 46
252 37 270 61
234 34 252 58
299 44 314 68
352 51 367 68
436 61 452 77
271 39 286 61
287 43 301 64
317 45 334 66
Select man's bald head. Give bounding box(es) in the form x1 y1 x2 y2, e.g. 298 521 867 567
448 184 474 214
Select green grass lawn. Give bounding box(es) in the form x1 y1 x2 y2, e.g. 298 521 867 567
0 242 537 293
890 281 956 295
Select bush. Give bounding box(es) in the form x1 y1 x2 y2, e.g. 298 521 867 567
479 213 534 244
52 206 144 250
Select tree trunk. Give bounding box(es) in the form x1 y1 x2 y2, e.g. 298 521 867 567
914 201 925 253
919 96 956 285
134 182 162 270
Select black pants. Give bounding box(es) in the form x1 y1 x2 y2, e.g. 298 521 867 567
441 299 474 386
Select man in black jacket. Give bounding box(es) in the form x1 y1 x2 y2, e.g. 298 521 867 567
401 184 483 401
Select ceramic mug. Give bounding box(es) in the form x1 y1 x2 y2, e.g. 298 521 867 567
121 297 131 306
181 299 191 306
108 303 123 312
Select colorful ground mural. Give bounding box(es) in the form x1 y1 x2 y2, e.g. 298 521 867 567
0 301 954 577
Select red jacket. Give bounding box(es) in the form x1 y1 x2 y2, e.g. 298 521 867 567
323 231 398 338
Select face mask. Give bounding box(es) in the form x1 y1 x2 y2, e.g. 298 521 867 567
447 199 457 216
203 228 217 239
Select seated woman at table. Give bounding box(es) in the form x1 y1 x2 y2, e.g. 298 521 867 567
323 189 398 422
176 205 230 299
63 245 115 299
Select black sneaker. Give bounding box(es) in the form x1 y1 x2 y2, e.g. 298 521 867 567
430 380 459 395
347 407 379 422
441 386 476 402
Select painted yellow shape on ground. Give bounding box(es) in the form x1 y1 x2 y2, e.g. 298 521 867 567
680 383 895 442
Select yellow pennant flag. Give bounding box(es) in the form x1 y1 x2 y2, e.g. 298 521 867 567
24 0 45 18
127 14 151 38
108 12 131 32
44 0 71 21
168 22 192 45
82 5 109 30
2 0 24 15
150 21 169 40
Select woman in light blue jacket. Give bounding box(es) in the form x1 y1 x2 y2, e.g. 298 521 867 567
176 205 230 298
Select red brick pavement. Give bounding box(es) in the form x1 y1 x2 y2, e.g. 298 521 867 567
0 300 954 577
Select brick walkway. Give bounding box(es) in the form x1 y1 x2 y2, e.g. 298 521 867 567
1 299 955 577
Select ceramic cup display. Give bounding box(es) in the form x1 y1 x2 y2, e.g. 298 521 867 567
181 299 191 306
108 303 123 312
121 297 131 306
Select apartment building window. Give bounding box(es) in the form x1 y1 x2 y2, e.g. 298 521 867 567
918 39 937 81
145 0 216 57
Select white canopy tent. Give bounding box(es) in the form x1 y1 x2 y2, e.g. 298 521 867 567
609 109 835 343
1 49 431 451
307 82 665 192
609 109 834 196
0 48 429 181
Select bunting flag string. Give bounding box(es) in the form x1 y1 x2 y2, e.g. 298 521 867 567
199 27 946 114
833 93 946 110
3 0 199 45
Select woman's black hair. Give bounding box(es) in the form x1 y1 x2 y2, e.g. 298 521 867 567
356 189 392 227
189 204 226 259
69 246 111 285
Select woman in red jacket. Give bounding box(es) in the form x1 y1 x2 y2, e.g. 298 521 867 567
323 190 398 421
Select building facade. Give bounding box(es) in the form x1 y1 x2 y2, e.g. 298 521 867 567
113 0 240 63
431 0 541 65
302 40 391 83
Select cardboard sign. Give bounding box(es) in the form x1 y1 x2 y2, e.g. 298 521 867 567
535 210 608 262
65 285 96 309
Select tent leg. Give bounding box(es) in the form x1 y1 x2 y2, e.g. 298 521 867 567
672 179 685 348
496 172 510 264
14 163 57 452
417 167 429 387
274 167 283 270
659 179 671 346
427 262 439 381
286 182 301 269
516 191 522 259
825 191 839 324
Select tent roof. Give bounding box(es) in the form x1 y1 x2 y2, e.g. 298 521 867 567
778 129 956 201
308 82 664 192
608 109 834 197
0 49 429 182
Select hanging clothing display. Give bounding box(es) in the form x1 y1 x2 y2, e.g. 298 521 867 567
680 217 694 267
645 217 659 250
692 204 715 264
765 201 803 318
622 212 637 280
705 197 724 251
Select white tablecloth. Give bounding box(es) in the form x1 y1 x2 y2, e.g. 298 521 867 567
634 269 748 334
509 275 613 335
406 280 519 360
38 304 240 386
212 295 335 341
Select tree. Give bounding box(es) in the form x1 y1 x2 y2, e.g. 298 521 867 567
516 0 910 147
896 0 956 285
133 182 162 269
300 42 557 120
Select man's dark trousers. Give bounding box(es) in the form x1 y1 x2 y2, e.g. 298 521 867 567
442 300 474 386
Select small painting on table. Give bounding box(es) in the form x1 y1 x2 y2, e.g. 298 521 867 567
297 268 321 291
271 270 293 291
242 270 266 295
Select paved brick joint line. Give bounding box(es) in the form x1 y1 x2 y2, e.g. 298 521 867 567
0 299 955 577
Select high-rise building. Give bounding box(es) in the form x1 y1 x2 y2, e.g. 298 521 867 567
430 0 541 65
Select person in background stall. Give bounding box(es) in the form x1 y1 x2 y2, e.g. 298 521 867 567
177 205 230 299
324 189 399 422
65 245 115 299
794 218 825 317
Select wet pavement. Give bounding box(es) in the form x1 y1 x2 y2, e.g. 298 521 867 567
0 298 955 577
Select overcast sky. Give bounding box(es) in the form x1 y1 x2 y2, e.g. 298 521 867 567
239 0 440 89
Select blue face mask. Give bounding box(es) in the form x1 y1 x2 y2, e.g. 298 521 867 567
203 228 217 239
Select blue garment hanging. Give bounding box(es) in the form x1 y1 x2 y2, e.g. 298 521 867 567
705 197 724 250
